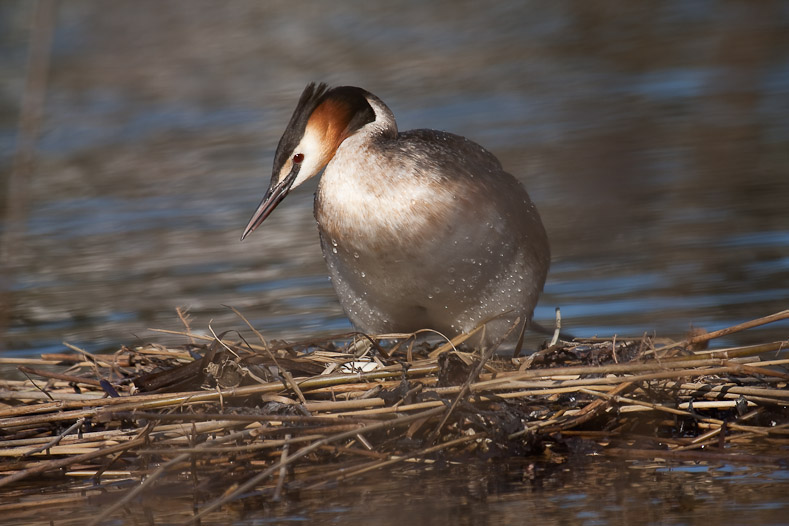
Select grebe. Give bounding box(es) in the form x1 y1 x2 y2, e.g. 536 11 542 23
242 83 550 347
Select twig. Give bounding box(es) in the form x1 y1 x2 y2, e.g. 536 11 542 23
550 307 561 347
0 437 147 489
426 318 519 443
176 307 195 345
87 425 261 526
17 366 103 387
655 310 789 355
603 447 789 465
304 432 485 489
273 434 291 501
22 418 85 458
184 407 445 525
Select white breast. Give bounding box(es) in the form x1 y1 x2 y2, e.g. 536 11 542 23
316 134 456 253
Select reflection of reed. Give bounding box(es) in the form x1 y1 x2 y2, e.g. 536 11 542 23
0 0 56 351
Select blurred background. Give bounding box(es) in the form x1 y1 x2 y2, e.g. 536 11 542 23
1 0 788 356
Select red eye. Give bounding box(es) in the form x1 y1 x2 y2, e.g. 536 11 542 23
293 153 304 163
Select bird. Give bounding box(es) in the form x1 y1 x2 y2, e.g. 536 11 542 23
242 82 550 348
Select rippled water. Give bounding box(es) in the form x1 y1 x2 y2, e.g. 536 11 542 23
9 455 789 525
2 1 788 355
1 1 788 523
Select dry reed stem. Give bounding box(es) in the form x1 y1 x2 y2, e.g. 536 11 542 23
0 437 147 489
427 319 513 443
653 310 789 356
304 432 484 489
186 406 446 524
603 447 788 465
1 309 787 522
86 424 265 526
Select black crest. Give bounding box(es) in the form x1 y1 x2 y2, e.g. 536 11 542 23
272 82 329 175
272 83 377 176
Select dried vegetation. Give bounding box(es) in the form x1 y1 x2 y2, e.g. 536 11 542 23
0 310 787 524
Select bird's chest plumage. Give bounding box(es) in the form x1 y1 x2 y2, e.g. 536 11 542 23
308 129 548 341
314 143 468 306
315 145 453 256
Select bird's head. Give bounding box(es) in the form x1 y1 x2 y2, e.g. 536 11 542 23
241 83 377 240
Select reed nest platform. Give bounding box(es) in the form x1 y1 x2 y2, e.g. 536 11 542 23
0 310 787 524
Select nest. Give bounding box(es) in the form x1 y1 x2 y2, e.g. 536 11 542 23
0 310 787 524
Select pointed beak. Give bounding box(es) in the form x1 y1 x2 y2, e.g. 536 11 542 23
241 167 299 241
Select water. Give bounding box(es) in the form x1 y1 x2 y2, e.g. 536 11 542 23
0 1 788 523
8 456 789 525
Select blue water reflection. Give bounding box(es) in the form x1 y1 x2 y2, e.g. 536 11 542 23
1 1 787 355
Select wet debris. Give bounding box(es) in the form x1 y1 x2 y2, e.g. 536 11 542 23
0 310 787 524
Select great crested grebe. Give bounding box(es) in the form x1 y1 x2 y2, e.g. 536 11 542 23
242 83 550 347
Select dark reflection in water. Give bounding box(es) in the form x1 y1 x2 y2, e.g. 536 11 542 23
14 456 789 526
282 458 789 526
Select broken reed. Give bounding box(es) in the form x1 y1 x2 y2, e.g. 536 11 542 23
0 310 787 524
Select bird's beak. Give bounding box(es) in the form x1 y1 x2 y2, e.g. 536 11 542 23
241 166 299 241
